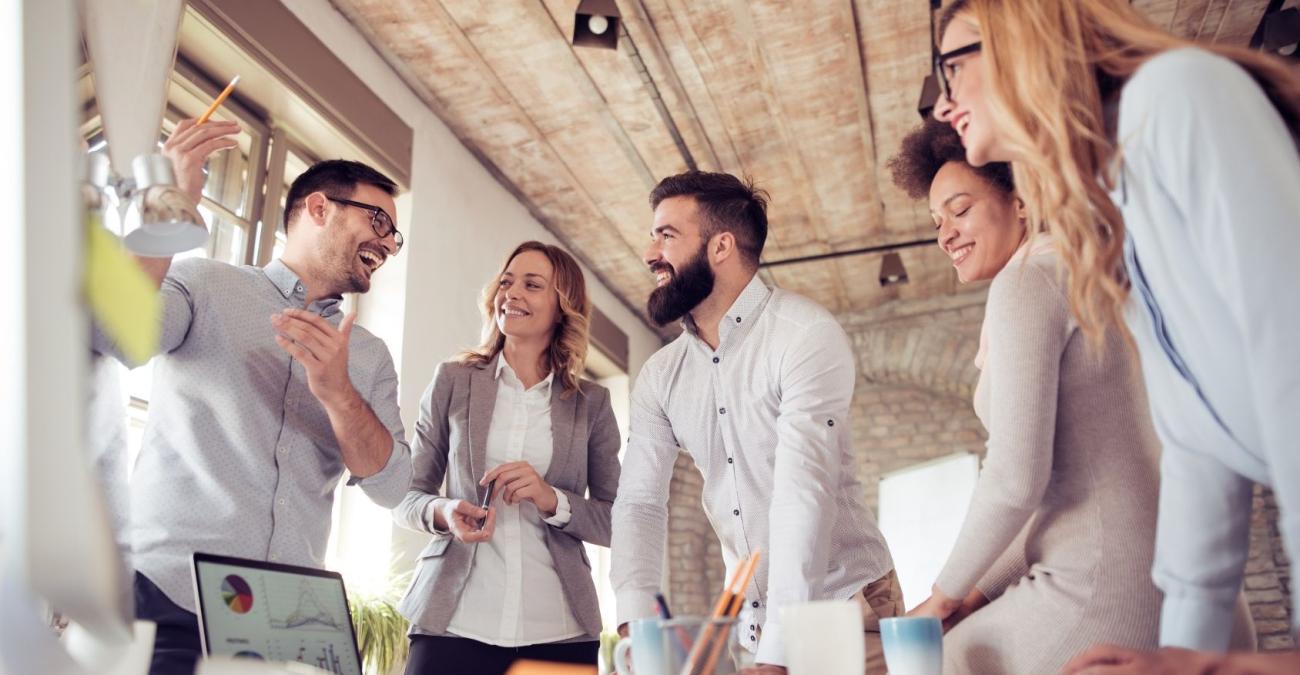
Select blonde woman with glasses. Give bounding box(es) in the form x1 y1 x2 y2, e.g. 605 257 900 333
394 242 621 674
929 1 1300 673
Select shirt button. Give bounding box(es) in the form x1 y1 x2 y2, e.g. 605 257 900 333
827 419 835 427
727 457 734 464
752 601 759 608
719 407 726 415
749 624 755 630
733 509 740 516
750 635 756 642
278 498 286 506
712 357 720 364
736 317 742 323
294 283 303 293
269 555 278 562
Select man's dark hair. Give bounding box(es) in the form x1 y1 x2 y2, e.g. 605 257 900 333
649 171 769 267
887 118 1014 200
283 159 398 231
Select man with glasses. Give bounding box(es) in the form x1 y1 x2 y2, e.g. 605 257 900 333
93 118 412 675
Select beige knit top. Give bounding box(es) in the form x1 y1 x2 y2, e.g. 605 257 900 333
934 253 1163 616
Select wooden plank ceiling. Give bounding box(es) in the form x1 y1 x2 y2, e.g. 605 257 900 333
331 0 1276 337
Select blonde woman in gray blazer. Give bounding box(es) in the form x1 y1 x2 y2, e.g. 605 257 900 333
394 241 622 675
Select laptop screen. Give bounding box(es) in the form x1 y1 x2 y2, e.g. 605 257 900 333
192 552 363 675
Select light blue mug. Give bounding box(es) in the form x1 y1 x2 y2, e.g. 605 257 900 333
880 616 943 675
614 617 667 675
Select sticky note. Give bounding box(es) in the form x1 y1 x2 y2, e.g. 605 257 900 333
85 214 160 364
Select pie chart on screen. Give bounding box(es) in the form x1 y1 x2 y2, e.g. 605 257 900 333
221 575 254 614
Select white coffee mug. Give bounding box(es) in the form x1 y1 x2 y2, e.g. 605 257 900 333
780 600 865 675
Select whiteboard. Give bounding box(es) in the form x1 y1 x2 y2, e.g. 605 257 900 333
877 453 980 611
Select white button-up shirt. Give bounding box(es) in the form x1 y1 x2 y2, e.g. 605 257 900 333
443 358 582 646
611 275 893 666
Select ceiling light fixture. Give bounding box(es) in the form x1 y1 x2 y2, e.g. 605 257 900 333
573 0 620 50
879 252 909 287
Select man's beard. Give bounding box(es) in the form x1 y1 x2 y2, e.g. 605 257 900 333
647 244 715 327
320 216 371 295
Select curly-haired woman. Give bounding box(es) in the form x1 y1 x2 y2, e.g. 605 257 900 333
891 119 1163 675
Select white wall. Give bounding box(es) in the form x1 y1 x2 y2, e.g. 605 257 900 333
278 0 663 574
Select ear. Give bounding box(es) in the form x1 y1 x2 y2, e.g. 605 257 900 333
1013 195 1028 224
710 231 737 266
303 192 330 228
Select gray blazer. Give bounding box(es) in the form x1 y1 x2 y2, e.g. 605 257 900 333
393 356 622 638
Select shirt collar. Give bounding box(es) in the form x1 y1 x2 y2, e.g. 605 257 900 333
494 353 555 394
262 259 342 317
683 273 771 346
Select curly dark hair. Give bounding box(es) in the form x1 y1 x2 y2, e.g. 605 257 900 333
886 118 1014 200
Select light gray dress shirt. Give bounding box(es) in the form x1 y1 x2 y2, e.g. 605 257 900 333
611 274 893 666
1112 48 1300 649
92 257 412 612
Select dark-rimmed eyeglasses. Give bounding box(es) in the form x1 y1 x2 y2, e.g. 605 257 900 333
934 41 982 102
327 196 403 252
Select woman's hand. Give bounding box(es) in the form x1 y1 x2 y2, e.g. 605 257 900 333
1061 645 1224 675
482 461 559 516
942 588 989 632
906 585 963 623
429 498 496 543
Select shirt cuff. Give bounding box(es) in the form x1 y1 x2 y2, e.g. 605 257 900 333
754 620 785 667
1159 592 1236 651
542 488 571 527
346 439 412 507
615 589 659 629
425 498 453 535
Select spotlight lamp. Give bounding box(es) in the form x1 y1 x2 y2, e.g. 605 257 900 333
917 73 940 120
1261 8 1300 60
879 252 909 287
121 154 207 256
573 0 620 50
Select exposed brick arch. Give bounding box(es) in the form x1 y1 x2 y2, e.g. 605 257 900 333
851 324 980 401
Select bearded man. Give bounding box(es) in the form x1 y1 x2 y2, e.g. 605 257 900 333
610 171 900 674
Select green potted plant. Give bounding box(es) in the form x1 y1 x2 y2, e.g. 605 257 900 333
349 572 411 675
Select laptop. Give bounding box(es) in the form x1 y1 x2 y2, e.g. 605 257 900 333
192 552 363 675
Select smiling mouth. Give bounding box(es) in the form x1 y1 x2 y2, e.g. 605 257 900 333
500 306 531 319
652 267 673 287
357 248 385 276
953 113 971 139
951 243 974 267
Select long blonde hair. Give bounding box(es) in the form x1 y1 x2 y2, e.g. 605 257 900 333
459 241 592 397
946 0 1300 343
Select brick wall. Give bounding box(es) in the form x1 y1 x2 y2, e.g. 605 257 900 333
659 290 1292 650
1249 486 1294 651
665 452 726 617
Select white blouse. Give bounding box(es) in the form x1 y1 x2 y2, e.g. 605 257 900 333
442 358 582 646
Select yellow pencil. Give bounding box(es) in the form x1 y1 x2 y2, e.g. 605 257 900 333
196 75 240 124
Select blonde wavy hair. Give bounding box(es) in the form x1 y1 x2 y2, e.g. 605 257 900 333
459 241 592 397
945 0 1300 344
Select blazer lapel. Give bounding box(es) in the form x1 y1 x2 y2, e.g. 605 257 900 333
544 383 578 487
467 357 499 481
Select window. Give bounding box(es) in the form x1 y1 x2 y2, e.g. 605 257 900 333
877 453 980 610
585 348 632 632
79 15 385 481
81 0 413 607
